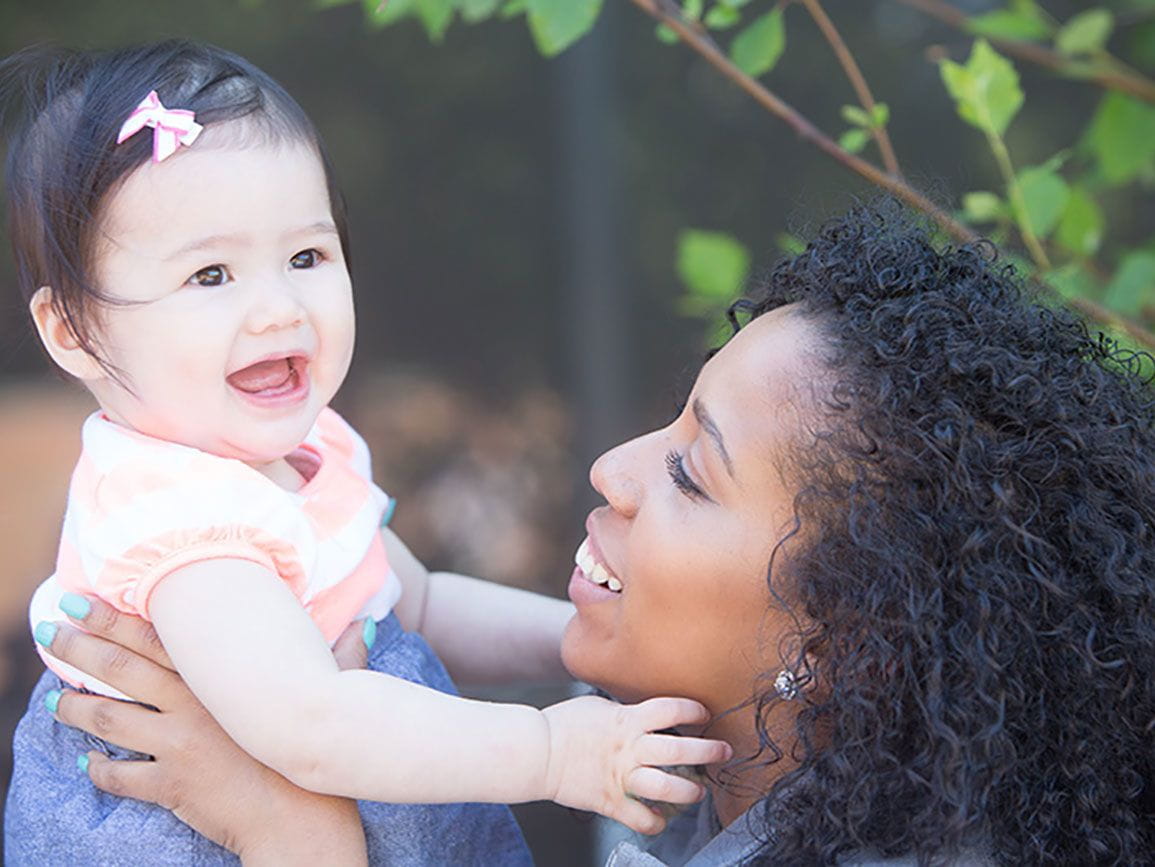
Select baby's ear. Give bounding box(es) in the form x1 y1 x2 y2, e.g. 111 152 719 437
29 286 106 381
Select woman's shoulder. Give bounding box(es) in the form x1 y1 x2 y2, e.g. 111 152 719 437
607 797 994 867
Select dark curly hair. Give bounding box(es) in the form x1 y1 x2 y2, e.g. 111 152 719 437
734 201 1155 864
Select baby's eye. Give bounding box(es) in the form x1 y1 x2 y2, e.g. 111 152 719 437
289 249 323 269
187 265 230 287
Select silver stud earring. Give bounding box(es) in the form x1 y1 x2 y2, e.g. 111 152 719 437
774 669 801 701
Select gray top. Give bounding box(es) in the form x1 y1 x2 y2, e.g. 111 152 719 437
605 795 993 867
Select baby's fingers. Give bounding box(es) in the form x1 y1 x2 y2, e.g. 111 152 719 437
633 696 712 731
626 766 705 806
613 797 668 836
638 732 732 767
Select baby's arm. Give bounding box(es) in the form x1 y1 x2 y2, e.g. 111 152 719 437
149 558 729 833
384 527 574 685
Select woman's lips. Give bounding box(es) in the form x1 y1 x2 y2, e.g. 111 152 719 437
567 566 621 605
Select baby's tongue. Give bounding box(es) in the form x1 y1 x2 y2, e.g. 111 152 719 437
228 358 292 393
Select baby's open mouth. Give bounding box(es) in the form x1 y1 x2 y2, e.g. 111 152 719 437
227 356 304 395
575 537 622 593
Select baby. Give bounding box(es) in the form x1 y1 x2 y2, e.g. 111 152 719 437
4 40 728 865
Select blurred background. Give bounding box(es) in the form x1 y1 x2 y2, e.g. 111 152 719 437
0 0 1148 863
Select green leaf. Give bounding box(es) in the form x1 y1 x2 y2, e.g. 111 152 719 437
1056 188 1105 257
1083 92 1155 185
1105 251 1155 316
655 22 679 44
704 5 741 29
962 191 1005 223
841 105 871 127
525 0 603 56
461 0 503 22
1015 165 1070 239
776 233 805 255
1044 262 1098 302
839 128 870 154
938 39 1024 138
676 230 751 312
501 0 528 18
967 9 1050 42
730 9 786 78
682 0 703 21
1056 8 1113 56
416 0 455 40
870 102 890 128
719 0 754 7
364 0 417 26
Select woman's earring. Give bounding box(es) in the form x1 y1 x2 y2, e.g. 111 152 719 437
774 669 801 701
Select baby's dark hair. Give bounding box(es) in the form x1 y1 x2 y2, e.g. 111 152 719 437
1 39 348 368
737 201 1155 863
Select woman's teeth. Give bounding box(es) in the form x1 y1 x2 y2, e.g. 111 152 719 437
575 538 622 593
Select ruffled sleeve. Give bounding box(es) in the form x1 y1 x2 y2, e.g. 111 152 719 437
69 449 315 620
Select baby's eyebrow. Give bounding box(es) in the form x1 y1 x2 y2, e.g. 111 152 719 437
165 233 243 261
693 397 734 479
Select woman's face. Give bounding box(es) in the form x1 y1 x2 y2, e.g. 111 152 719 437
562 305 817 713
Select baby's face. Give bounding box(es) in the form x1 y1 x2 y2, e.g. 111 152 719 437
85 132 354 466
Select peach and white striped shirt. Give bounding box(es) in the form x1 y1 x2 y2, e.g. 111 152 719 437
29 407 401 699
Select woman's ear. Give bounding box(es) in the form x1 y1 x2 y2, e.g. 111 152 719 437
29 286 106 381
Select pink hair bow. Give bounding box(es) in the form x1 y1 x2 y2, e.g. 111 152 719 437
116 90 203 162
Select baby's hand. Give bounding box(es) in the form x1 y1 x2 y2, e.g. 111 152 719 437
540 695 732 835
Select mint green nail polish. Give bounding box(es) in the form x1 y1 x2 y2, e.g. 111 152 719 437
380 497 397 528
362 617 377 649
77 754 89 774
44 689 62 714
60 593 91 620
33 621 58 648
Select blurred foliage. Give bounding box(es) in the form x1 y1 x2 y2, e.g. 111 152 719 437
356 0 1155 352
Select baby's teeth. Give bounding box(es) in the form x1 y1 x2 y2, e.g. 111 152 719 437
607 577 622 593
591 564 611 585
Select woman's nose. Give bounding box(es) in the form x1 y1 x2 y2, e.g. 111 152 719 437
589 436 646 518
245 277 306 334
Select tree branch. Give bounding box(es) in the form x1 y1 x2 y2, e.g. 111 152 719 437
625 0 1155 350
799 0 901 177
893 0 1155 105
628 0 971 242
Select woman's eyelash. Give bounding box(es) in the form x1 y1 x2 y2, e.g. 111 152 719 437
665 450 707 500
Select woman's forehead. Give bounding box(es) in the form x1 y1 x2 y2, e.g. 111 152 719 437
696 305 818 475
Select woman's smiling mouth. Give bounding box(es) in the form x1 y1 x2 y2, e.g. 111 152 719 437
574 536 622 593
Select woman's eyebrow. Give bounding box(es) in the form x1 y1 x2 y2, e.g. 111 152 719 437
693 397 734 479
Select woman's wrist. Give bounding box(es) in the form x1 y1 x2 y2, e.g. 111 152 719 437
237 779 366 866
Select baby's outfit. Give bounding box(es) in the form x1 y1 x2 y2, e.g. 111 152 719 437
6 409 532 865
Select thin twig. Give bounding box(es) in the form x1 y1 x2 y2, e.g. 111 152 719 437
628 0 972 243
799 0 901 177
894 0 1155 104
624 0 1155 350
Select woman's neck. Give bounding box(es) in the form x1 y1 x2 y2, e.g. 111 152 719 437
705 701 800 828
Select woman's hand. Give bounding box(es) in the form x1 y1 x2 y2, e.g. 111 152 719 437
38 596 370 866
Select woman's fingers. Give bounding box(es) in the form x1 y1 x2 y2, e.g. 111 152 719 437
59 595 175 670
637 732 732 767
43 622 184 710
331 618 371 671
81 751 175 809
626 766 705 805
52 691 167 757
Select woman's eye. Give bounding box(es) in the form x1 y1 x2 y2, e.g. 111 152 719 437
186 265 229 287
290 249 323 269
665 450 708 501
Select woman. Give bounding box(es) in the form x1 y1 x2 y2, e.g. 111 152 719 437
26 203 1155 863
